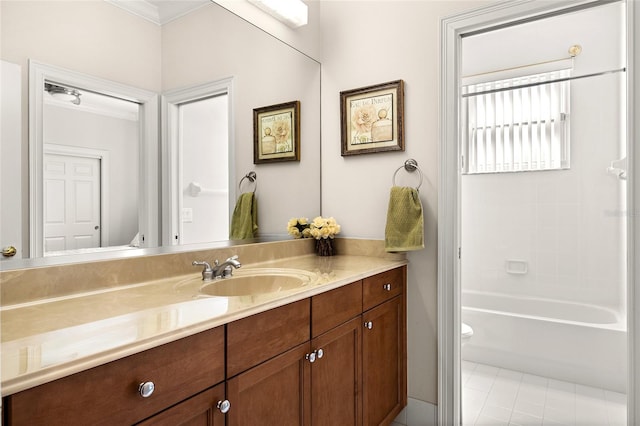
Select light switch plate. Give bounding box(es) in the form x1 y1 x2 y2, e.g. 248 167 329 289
182 207 193 223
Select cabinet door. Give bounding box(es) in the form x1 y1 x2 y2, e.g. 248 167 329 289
362 296 406 426
136 384 226 426
227 342 311 426
311 316 362 426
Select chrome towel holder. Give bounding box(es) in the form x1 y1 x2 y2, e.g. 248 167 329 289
392 159 423 190
239 171 257 192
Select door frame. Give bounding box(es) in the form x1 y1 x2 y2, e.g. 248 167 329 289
161 77 234 245
437 0 636 424
44 144 110 249
29 60 159 257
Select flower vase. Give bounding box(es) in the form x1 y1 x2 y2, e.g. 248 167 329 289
315 238 335 256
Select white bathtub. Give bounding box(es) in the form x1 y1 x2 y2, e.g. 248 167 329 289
462 290 627 392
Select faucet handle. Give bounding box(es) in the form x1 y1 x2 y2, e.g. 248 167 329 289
192 261 214 281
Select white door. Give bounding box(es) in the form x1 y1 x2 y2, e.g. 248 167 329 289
44 154 101 252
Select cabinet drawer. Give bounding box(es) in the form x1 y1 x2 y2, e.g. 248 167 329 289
311 280 362 337
227 299 310 377
5 326 225 426
136 383 226 425
363 267 405 311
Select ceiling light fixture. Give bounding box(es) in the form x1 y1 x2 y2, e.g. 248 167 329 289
249 0 308 28
45 83 82 105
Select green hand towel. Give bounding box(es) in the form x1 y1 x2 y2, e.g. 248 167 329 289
385 186 424 252
229 192 258 240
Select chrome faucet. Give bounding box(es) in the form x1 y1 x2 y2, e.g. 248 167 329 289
213 255 241 278
193 255 241 280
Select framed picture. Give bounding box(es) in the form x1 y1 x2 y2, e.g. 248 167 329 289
340 80 405 156
253 100 300 164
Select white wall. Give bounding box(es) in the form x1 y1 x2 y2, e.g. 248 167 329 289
461 2 626 312
319 0 492 406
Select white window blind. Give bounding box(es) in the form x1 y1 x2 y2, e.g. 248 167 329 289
462 69 570 174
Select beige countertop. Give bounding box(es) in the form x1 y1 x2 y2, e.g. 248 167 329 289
1 253 407 396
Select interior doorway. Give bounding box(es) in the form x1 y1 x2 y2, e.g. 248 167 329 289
29 61 159 257
437 1 637 425
162 77 233 246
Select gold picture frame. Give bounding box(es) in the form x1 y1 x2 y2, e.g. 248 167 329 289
253 100 300 164
340 80 405 156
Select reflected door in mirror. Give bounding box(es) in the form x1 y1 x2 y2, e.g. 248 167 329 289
44 153 101 253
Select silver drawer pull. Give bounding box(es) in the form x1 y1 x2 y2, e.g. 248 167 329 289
217 399 231 414
138 381 155 398
316 348 324 359
383 283 392 291
364 321 373 330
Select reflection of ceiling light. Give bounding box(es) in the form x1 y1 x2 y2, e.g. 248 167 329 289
45 83 82 105
249 0 308 28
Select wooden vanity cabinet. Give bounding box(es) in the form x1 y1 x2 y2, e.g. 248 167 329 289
310 316 363 425
4 326 225 426
309 280 363 426
362 267 407 426
4 266 406 426
226 299 311 426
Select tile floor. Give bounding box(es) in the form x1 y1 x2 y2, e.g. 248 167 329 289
462 361 627 426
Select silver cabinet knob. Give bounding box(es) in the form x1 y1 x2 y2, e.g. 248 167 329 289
138 381 155 398
306 352 317 363
217 399 231 414
364 321 373 330
383 283 392 291
316 348 324 359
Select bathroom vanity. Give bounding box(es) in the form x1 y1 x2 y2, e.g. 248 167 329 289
1 239 407 425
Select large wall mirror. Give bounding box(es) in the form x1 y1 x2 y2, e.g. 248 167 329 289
0 0 321 269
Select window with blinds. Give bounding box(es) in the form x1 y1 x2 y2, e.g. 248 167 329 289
462 69 570 174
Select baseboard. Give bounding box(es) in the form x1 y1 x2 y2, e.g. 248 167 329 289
392 398 438 426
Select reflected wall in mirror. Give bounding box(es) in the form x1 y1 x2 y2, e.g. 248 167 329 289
43 88 140 253
0 0 321 269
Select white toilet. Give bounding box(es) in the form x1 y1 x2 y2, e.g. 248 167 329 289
461 322 474 347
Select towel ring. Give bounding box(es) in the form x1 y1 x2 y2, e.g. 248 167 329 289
392 159 423 190
239 171 257 192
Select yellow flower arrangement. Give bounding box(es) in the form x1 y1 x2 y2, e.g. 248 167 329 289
309 216 341 240
287 216 341 240
287 217 311 239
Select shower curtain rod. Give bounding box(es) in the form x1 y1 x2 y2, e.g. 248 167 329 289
461 67 626 98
